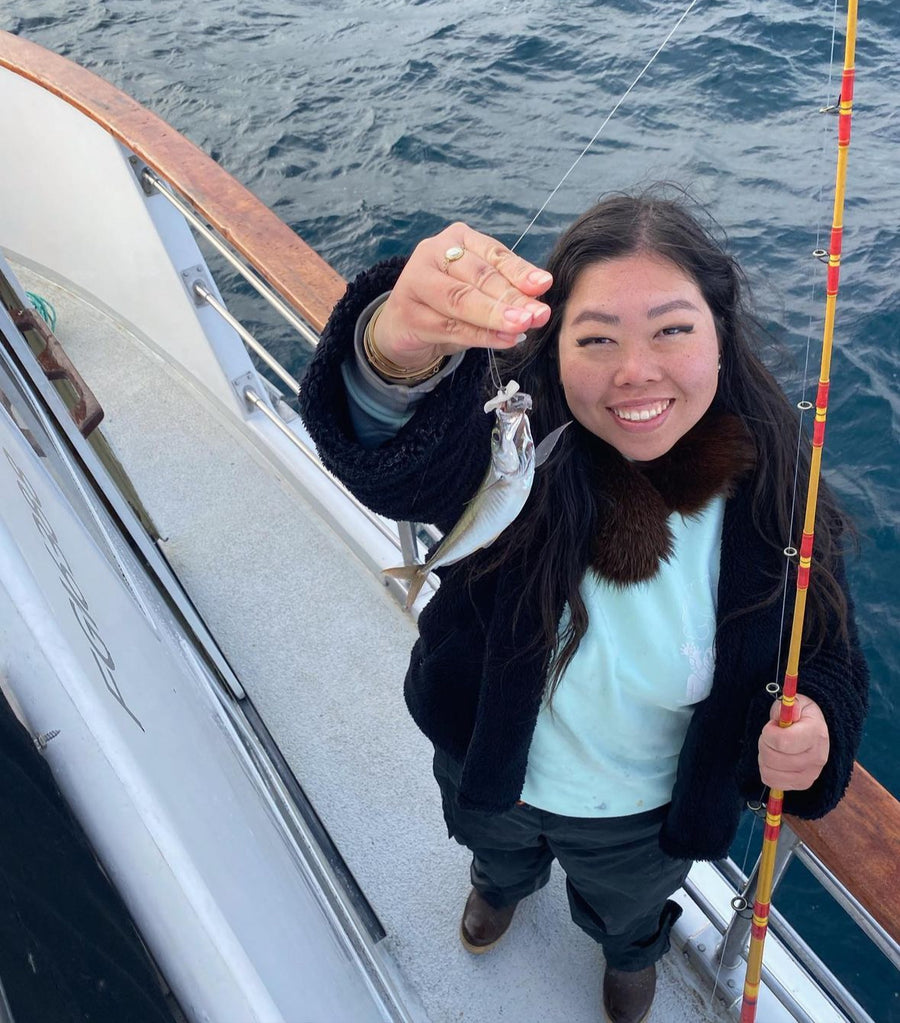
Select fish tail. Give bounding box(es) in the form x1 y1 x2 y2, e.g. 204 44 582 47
383 564 430 611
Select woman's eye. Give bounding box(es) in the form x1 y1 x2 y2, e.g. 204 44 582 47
660 324 694 337
575 335 615 347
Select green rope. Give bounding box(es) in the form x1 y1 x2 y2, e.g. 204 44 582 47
26 291 57 331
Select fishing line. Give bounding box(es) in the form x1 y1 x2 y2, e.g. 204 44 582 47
488 345 503 391
489 0 701 392
509 0 701 254
772 0 842 701
752 11 842 1011
705 798 765 1013
741 793 767 876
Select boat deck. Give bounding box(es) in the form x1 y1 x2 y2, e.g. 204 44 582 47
13 262 724 1023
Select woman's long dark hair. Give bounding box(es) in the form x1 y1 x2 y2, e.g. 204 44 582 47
469 190 851 695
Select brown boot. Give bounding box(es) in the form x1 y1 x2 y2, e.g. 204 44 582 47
602 963 656 1023
459 888 518 954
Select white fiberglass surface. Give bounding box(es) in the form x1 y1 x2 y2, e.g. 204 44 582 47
0 68 259 417
0 328 396 1020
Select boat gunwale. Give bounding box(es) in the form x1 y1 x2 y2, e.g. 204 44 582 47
786 763 900 948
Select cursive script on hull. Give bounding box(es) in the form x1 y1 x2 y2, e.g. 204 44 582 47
4 446 144 731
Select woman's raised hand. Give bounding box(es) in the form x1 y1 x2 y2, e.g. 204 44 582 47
372 222 554 374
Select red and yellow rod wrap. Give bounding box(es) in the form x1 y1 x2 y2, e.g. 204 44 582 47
739 3 857 1020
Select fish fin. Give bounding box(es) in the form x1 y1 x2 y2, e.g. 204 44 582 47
534 420 572 467
473 475 505 497
383 564 430 611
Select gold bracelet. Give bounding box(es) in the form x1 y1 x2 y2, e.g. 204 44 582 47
363 303 447 384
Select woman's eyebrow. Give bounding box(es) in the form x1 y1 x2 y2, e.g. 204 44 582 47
569 309 620 327
647 299 700 318
569 299 701 327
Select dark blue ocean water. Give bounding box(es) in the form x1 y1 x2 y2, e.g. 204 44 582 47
5 2 899 1019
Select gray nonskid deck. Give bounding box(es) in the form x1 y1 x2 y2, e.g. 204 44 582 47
18 266 723 1023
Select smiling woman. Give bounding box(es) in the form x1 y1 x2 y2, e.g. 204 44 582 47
298 189 869 1023
557 253 720 462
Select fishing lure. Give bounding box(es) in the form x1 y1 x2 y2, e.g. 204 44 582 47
385 380 568 610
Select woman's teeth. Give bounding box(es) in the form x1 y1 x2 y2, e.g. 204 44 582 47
612 400 672 422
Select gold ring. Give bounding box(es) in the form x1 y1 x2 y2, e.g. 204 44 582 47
440 244 466 273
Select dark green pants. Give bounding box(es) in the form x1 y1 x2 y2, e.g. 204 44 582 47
433 749 691 971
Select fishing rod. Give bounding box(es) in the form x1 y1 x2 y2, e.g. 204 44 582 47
739 1 858 1019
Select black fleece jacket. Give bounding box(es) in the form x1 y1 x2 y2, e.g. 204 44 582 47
298 259 869 861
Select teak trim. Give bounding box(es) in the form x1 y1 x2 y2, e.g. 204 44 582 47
787 762 900 946
0 30 346 335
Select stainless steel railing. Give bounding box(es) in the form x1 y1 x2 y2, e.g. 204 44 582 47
690 808 898 1022
193 282 302 395
720 825 899 972
141 169 439 601
140 167 320 348
242 387 404 552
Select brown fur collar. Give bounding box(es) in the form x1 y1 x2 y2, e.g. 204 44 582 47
588 410 756 585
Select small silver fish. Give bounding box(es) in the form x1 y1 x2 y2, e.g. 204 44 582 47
385 381 569 609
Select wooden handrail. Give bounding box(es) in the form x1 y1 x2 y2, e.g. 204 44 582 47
786 762 900 946
0 30 346 334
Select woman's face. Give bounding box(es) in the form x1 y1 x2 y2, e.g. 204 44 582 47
557 252 721 461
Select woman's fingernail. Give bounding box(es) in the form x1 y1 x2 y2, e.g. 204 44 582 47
528 269 552 286
514 332 528 345
503 307 531 326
